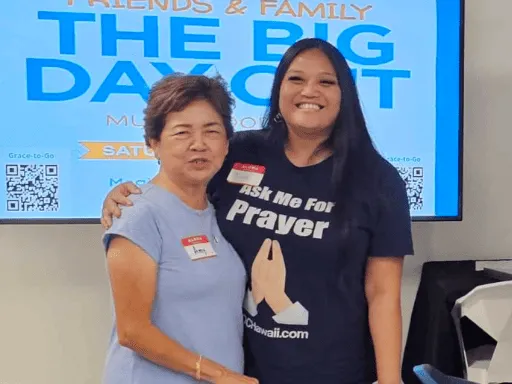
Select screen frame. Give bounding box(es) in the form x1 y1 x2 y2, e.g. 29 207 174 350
413 0 465 222
0 1 465 225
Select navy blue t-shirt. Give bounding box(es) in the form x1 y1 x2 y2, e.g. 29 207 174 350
209 130 414 384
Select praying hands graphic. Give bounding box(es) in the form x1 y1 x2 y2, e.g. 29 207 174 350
244 239 309 326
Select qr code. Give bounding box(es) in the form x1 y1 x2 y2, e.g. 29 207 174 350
5 164 59 212
397 167 424 210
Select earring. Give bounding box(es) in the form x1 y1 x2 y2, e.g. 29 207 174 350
273 112 283 123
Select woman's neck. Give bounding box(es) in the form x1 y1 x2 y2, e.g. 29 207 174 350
284 127 332 167
151 173 208 210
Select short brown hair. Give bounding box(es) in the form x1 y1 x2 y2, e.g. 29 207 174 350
143 73 235 146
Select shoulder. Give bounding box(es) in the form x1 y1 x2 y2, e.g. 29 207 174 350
119 184 160 219
103 184 163 258
375 157 407 193
229 129 271 153
106 184 161 235
221 129 273 171
369 156 410 220
209 129 272 201
365 157 414 255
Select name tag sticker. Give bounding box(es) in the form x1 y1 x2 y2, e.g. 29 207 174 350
227 163 266 186
181 235 216 261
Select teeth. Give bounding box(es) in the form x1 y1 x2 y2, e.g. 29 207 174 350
298 103 321 110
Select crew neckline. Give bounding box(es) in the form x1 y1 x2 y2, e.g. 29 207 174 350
277 144 334 173
145 182 213 216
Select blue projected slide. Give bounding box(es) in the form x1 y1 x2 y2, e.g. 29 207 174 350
0 1 463 222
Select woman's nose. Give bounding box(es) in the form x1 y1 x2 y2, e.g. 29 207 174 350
189 132 208 151
300 81 320 97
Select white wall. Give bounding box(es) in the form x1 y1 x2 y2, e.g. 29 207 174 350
2 2 512 383
401 0 512 352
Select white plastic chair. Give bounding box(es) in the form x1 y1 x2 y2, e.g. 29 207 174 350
451 281 512 384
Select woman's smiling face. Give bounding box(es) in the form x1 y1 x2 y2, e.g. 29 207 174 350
278 48 342 136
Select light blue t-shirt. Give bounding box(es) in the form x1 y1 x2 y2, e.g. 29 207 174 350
102 183 247 384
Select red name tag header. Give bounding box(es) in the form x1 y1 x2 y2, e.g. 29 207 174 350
232 163 266 174
181 235 208 247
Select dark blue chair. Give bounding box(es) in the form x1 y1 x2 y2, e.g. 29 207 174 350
413 364 479 384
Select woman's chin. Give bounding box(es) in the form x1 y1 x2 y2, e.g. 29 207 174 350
289 121 331 136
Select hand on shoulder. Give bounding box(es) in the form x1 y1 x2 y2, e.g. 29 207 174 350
101 181 142 229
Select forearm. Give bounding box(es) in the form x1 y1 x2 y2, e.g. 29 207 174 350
118 323 226 382
368 293 402 384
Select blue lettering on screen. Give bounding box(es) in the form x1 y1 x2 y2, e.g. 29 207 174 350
26 58 91 101
37 11 96 55
253 21 394 65
101 14 159 57
338 24 393 66
170 17 221 60
26 13 411 109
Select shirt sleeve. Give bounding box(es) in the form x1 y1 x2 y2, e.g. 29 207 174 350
368 161 414 257
102 198 163 263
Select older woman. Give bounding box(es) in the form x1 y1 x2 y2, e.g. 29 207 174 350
102 38 413 384
102 74 258 384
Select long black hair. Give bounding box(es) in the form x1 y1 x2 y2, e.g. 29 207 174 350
262 38 384 227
